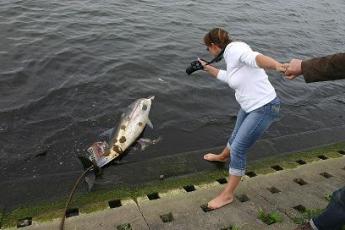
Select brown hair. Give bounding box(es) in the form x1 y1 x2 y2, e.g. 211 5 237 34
203 28 232 49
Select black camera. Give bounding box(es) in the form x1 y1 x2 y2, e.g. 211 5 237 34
186 59 206 75
186 48 225 75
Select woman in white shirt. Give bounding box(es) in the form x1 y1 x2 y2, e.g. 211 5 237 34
199 28 284 210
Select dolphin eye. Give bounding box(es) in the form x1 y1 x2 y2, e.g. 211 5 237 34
142 104 147 111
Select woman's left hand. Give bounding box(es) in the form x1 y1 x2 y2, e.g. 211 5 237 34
198 58 208 71
198 58 219 78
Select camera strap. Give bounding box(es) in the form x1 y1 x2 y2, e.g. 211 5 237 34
206 47 225 65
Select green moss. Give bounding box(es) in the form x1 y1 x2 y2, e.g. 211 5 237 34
2 141 345 227
0 209 4 229
116 223 132 230
327 151 345 159
324 193 332 202
2 202 64 227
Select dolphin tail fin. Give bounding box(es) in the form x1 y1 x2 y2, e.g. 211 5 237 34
137 136 162 151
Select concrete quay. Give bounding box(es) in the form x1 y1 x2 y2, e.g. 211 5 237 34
12 156 344 230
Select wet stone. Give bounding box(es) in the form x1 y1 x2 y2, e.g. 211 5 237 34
245 171 257 178
200 204 213 212
108 199 122 208
236 194 250 202
160 212 174 223
147 192 160 200
293 178 308 186
65 208 79 218
183 185 196 192
216 178 227 184
267 186 281 194
221 225 236 230
296 160 306 165
338 150 345 155
271 165 283 171
320 172 333 178
318 155 328 160
293 205 306 213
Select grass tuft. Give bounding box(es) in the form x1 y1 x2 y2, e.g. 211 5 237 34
292 208 323 224
257 208 283 225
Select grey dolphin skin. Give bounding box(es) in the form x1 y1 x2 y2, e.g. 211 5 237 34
78 96 156 190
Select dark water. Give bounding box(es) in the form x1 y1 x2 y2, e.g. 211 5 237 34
1 0 345 208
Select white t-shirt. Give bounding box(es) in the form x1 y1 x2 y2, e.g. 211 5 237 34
217 42 277 112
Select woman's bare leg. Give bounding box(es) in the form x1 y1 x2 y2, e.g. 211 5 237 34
208 174 241 209
203 146 230 162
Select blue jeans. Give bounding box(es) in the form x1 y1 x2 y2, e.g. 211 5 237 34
227 97 280 176
310 186 345 230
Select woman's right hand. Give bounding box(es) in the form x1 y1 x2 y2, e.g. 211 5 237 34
198 58 220 78
275 63 287 73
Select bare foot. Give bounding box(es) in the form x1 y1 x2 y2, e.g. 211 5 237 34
203 153 228 162
207 193 234 210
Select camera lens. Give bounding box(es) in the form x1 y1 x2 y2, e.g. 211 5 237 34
186 60 203 75
186 65 195 75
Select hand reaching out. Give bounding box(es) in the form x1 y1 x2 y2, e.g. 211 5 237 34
283 59 303 80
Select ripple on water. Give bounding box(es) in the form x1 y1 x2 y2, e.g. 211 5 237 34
0 0 345 189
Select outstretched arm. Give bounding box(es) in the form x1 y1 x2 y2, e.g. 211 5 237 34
284 53 345 83
256 54 286 72
302 53 345 83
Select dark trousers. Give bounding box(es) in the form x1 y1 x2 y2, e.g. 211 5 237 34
312 186 345 230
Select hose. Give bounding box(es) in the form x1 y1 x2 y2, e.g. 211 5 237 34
59 166 94 230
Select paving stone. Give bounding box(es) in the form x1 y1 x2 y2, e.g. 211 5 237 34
24 199 148 230
8 157 344 230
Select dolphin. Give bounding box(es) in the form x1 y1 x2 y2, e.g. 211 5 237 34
78 96 157 190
